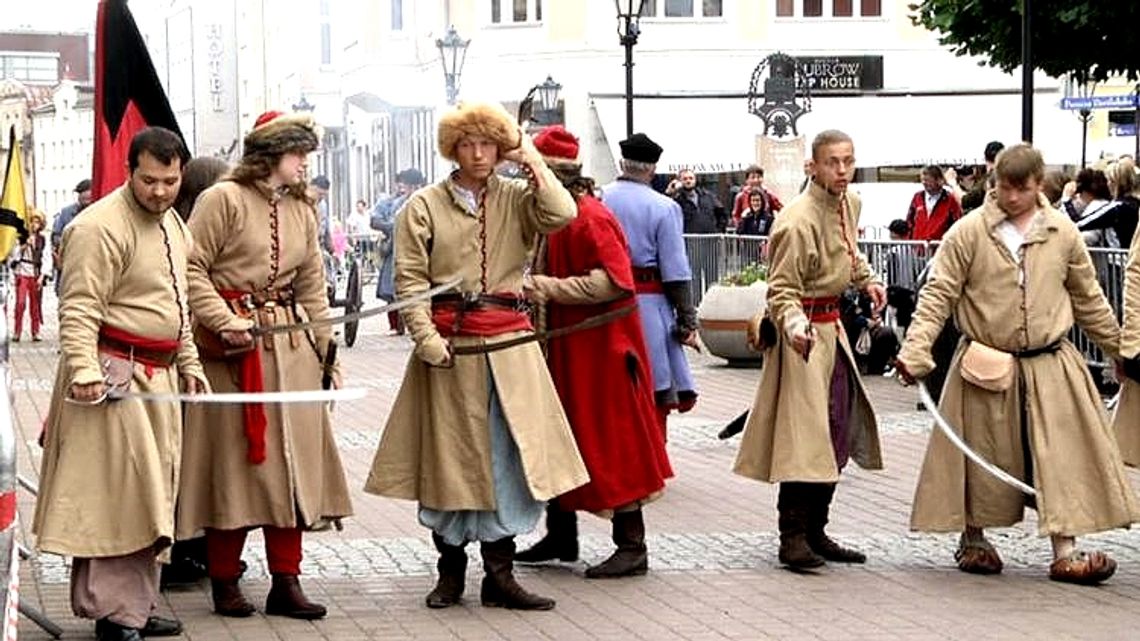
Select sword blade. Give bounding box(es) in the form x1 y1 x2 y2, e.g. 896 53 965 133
917 382 1036 496
253 277 463 336
101 387 368 405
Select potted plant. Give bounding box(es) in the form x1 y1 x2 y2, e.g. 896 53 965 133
697 262 768 366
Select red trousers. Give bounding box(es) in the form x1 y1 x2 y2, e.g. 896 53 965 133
205 527 302 579
14 275 41 338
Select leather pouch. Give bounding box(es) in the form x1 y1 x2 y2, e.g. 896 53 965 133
960 341 1014 392
746 313 779 352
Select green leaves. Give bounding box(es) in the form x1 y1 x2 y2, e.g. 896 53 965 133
720 262 768 287
910 0 1140 83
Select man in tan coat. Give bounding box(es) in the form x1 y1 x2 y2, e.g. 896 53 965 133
897 143 1139 585
1114 191 1140 464
364 102 588 611
33 127 205 641
180 111 352 619
733 129 886 570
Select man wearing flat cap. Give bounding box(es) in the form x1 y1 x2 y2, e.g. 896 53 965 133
51 178 93 295
371 167 427 335
602 133 699 434
364 101 588 612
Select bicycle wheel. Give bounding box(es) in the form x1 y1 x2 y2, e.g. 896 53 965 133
344 259 362 347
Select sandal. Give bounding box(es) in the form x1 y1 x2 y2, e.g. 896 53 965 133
954 534 1003 575
1049 550 1117 585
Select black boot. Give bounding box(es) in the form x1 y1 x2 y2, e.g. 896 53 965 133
94 619 142 641
516 503 579 563
425 533 468 608
480 537 555 610
265 574 327 620
585 508 649 579
806 483 866 563
777 483 825 570
210 578 256 617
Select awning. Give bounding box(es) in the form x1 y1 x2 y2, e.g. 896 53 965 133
590 93 1084 173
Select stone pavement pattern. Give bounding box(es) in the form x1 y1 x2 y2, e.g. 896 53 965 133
10 299 1140 640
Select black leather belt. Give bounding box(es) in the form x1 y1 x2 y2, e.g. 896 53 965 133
1013 341 1062 358
431 292 527 311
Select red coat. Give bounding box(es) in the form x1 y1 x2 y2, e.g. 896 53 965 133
906 188 962 241
544 195 673 512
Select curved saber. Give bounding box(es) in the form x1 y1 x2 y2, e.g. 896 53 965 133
67 387 367 406
917 382 1036 497
253 278 464 335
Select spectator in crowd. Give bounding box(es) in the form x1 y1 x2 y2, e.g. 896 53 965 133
885 219 919 331
731 165 783 227
961 141 1005 210
50 178 92 295
372 167 426 335
11 210 46 342
906 165 962 241
840 287 898 376
666 169 727 233
347 199 371 245
1104 158 1139 247
1071 168 1117 246
737 189 776 236
1042 169 1071 208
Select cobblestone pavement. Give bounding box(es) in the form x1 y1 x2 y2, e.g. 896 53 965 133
11 300 1140 640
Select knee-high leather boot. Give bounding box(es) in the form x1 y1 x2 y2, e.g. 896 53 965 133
807 483 866 563
585 508 649 578
425 532 468 608
516 503 579 563
777 482 825 569
480 537 555 610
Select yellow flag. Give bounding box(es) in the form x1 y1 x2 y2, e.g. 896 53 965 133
0 126 28 258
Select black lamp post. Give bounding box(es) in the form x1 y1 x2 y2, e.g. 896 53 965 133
1020 0 1033 142
1078 107 1092 168
436 26 470 105
292 94 315 113
615 0 647 139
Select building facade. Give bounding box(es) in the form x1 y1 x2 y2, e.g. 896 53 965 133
29 80 93 219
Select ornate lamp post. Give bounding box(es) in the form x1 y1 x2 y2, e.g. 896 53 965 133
436 26 470 105
614 0 647 138
517 75 563 127
292 94 315 113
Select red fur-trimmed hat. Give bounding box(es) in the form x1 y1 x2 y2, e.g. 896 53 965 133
243 110 322 159
532 125 582 174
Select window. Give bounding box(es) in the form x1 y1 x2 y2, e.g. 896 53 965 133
319 0 332 65
391 0 403 30
777 0 882 17
641 0 722 18
490 0 541 23
0 54 59 84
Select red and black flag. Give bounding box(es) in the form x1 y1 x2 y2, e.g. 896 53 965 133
91 0 185 199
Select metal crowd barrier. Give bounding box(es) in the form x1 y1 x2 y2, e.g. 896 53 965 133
683 234 1130 369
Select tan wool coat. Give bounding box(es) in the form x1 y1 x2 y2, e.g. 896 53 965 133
177 180 352 537
1114 219 1140 464
34 186 206 558
734 183 883 483
897 194 1140 536
364 167 590 511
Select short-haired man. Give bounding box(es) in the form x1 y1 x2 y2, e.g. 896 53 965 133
33 127 206 641
364 102 588 611
602 133 699 432
896 143 1139 585
50 178 93 295
906 165 962 241
734 129 887 570
372 167 427 334
731 165 783 227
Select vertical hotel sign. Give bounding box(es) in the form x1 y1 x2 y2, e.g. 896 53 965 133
206 24 225 112
796 56 884 93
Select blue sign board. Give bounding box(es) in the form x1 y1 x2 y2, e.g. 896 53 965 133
1061 94 1139 111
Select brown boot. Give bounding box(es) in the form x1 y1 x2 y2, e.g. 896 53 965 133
806 484 866 563
265 574 327 620
480 537 555 610
425 533 468 608
777 483 825 570
516 503 579 564
585 509 648 579
210 578 255 618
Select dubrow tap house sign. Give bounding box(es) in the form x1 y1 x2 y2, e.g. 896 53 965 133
796 56 884 93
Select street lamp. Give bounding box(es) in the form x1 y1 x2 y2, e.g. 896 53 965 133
436 25 470 105
517 75 563 127
615 0 647 139
292 94 315 113
1078 107 1092 168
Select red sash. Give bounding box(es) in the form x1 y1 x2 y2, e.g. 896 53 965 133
98 326 179 378
218 289 268 465
802 296 841 323
431 293 533 338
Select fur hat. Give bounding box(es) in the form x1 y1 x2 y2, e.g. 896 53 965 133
533 125 581 173
437 102 521 162
243 111 322 159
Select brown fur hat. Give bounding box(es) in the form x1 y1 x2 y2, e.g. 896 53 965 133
243 111 323 159
437 101 521 161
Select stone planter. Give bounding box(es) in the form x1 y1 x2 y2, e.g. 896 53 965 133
697 282 768 367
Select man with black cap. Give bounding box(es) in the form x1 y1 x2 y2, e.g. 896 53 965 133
51 178 93 295
371 167 426 334
601 133 699 434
